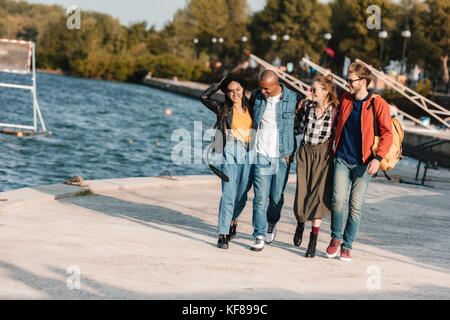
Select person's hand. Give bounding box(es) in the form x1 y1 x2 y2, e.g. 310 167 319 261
296 100 306 111
367 159 381 175
219 73 234 85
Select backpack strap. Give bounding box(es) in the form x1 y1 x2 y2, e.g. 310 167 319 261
368 97 380 137
368 96 391 179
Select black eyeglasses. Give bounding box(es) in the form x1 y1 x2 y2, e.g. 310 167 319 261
347 78 364 85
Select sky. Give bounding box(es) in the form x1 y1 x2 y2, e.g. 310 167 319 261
24 0 274 30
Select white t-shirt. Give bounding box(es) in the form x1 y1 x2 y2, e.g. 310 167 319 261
255 93 282 158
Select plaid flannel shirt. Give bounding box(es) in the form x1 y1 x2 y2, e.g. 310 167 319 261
296 100 338 145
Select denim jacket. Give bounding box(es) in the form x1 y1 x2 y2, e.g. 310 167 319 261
251 84 300 158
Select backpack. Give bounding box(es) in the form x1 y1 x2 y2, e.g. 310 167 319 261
369 97 404 171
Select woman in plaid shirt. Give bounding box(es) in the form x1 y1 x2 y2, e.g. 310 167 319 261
293 74 339 258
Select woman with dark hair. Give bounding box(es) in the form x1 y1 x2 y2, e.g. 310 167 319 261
200 74 254 249
293 74 339 258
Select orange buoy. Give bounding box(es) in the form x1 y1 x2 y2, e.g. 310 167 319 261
165 109 172 116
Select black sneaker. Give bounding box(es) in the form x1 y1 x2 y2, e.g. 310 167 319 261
217 234 229 249
228 221 237 241
265 224 277 244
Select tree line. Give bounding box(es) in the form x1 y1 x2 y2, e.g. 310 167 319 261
0 0 448 84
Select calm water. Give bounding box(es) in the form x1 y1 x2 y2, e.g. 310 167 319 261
0 72 221 191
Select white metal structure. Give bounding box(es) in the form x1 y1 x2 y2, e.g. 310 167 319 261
0 39 47 133
355 59 450 130
301 57 350 91
249 54 311 97
301 56 449 135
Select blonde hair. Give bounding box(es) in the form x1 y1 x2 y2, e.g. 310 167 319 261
313 74 339 111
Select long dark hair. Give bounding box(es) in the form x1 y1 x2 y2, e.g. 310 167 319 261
220 76 250 123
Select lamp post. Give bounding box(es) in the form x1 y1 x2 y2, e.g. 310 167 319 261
378 29 388 69
210 37 217 61
218 37 224 61
282 34 290 66
323 32 332 67
241 36 248 62
193 38 199 60
401 26 411 75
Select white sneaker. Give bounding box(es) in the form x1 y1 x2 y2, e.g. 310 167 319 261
251 236 265 251
265 224 277 244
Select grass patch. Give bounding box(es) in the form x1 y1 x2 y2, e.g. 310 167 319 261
75 189 94 197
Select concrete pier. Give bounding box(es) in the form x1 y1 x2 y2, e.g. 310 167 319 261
0 172 449 299
143 77 225 102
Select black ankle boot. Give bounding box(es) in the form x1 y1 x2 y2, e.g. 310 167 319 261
305 232 318 258
293 223 305 247
217 234 229 249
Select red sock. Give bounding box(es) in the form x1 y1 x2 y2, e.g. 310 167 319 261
312 227 320 234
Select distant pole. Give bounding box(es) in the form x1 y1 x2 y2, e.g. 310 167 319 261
218 37 224 61
241 36 248 62
323 32 332 68
378 29 388 70
210 37 217 82
401 26 411 75
282 34 290 66
211 37 217 60
270 33 277 56
193 38 199 60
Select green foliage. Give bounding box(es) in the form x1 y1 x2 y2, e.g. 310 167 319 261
0 0 448 84
0 0 210 83
249 0 331 65
329 0 397 70
75 189 94 197
414 79 431 96
421 0 450 80
164 0 251 66
383 88 403 101
147 54 211 82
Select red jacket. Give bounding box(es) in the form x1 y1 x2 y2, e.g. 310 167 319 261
334 92 393 164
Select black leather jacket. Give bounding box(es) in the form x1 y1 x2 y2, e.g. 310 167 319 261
200 83 254 153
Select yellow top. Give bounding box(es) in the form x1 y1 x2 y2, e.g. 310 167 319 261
230 107 253 143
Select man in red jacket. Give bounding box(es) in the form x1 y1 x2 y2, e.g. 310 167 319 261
326 62 393 262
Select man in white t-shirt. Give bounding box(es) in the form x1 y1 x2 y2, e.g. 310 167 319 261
249 70 299 251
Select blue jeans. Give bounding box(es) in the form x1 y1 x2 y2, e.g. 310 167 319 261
218 138 254 235
331 158 371 250
252 153 291 237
